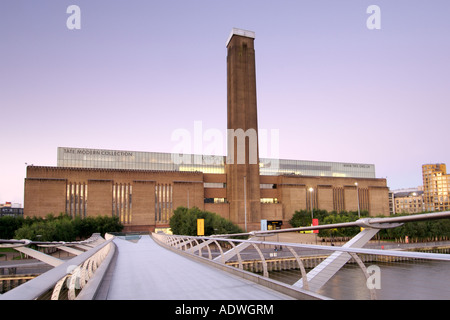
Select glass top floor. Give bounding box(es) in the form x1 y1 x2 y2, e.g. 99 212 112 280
57 147 376 178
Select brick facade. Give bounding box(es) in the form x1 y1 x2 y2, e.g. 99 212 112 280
24 166 389 232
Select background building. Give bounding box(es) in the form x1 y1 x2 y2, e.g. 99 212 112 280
391 187 424 214
24 163 389 232
23 29 390 232
423 164 450 212
0 202 24 218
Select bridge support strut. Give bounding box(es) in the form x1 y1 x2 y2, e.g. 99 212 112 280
293 228 379 292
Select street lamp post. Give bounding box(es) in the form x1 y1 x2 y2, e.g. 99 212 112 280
355 182 360 218
309 187 314 221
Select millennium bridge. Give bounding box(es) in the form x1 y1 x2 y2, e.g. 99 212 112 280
1 212 450 300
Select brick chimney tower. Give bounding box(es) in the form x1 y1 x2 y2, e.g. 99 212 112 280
225 28 261 231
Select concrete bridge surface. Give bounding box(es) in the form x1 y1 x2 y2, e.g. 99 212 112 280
98 235 293 300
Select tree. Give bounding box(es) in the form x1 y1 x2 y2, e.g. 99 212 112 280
13 214 123 241
169 207 244 236
0 216 24 239
289 209 368 238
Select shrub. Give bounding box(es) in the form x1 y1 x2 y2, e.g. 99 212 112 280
0 216 25 239
9 214 123 241
169 207 244 236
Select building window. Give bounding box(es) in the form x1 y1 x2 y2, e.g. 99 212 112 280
66 182 87 218
260 184 276 189
155 183 172 223
113 183 132 224
260 198 278 204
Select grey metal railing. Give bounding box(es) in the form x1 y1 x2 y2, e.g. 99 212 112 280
152 212 450 300
0 233 116 300
2 211 450 300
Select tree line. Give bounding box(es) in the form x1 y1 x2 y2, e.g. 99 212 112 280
1 207 242 241
5 208 448 243
169 207 244 236
0 214 123 241
289 209 450 242
289 209 367 239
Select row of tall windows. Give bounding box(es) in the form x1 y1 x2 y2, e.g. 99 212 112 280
66 182 87 218
333 188 345 212
113 183 132 224
155 184 173 223
332 187 368 213
358 188 369 212
66 182 178 224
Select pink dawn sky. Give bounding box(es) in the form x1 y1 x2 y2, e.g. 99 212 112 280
1 1 449 205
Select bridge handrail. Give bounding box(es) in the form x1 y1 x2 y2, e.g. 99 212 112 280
153 229 450 300
157 234 450 262
0 233 104 248
211 211 450 238
152 232 329 300
0 234 116 300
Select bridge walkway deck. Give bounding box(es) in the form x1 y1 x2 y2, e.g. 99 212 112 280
100 235 293 300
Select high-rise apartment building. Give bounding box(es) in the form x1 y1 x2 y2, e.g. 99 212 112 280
392 188 424 214
422 164 450 212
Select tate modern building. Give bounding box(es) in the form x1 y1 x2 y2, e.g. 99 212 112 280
24 29 390 232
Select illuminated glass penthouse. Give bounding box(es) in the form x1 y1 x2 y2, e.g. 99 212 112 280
57 147 376 179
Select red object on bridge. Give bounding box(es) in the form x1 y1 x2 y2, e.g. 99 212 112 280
312 219 319 234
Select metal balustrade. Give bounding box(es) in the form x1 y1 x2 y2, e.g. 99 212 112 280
2 211 450 300
0 233 116 300
152 212 450 300
153 233 450 299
